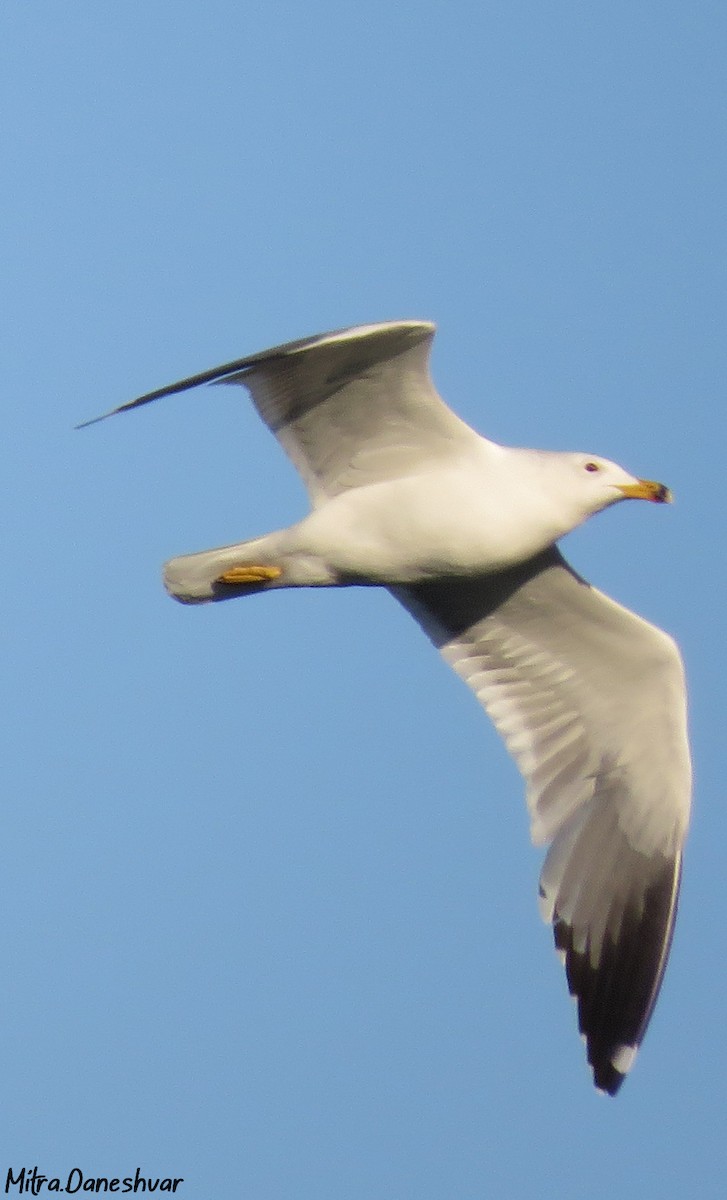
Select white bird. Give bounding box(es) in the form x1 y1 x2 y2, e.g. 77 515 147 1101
83 320 691 1094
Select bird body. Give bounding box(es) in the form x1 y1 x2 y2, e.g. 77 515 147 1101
85 319 690 1095
165 442 663 597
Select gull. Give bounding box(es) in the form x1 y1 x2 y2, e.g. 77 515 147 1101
82 320 691 1094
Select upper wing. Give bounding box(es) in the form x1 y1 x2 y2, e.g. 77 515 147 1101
79 320 480 505
392 548 691 1093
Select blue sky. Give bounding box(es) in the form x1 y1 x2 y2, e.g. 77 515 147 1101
3 2 725 1196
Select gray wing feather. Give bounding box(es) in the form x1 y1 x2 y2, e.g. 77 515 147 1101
393 547 690 1093
219 321 475 502
80 321 477 504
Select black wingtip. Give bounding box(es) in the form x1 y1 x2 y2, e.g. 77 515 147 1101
73 357 255 430
75 410 115 430
593 1060 626 1096
554 854 680 1095
555 917 635 1095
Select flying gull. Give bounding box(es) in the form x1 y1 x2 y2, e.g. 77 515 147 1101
82 320 691 1093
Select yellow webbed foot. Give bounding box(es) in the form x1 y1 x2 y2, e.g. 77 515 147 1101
216 565 282 585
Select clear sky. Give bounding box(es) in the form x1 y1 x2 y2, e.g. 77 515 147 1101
3 3 725 1197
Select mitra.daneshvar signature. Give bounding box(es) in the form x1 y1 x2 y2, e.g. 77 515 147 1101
5 1167 184 1194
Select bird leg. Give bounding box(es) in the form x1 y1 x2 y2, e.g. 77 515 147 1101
215 565 282 585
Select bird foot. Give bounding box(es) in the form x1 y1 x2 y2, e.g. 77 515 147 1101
215 565 282 585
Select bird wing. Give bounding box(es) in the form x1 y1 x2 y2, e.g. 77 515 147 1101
392 547 691 1093
80 321 480 505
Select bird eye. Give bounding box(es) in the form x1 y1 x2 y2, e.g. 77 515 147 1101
584 461 600 473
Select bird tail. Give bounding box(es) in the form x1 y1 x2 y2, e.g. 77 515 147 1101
163 533 285 604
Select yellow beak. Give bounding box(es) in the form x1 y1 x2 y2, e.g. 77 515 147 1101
617 479 673 503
